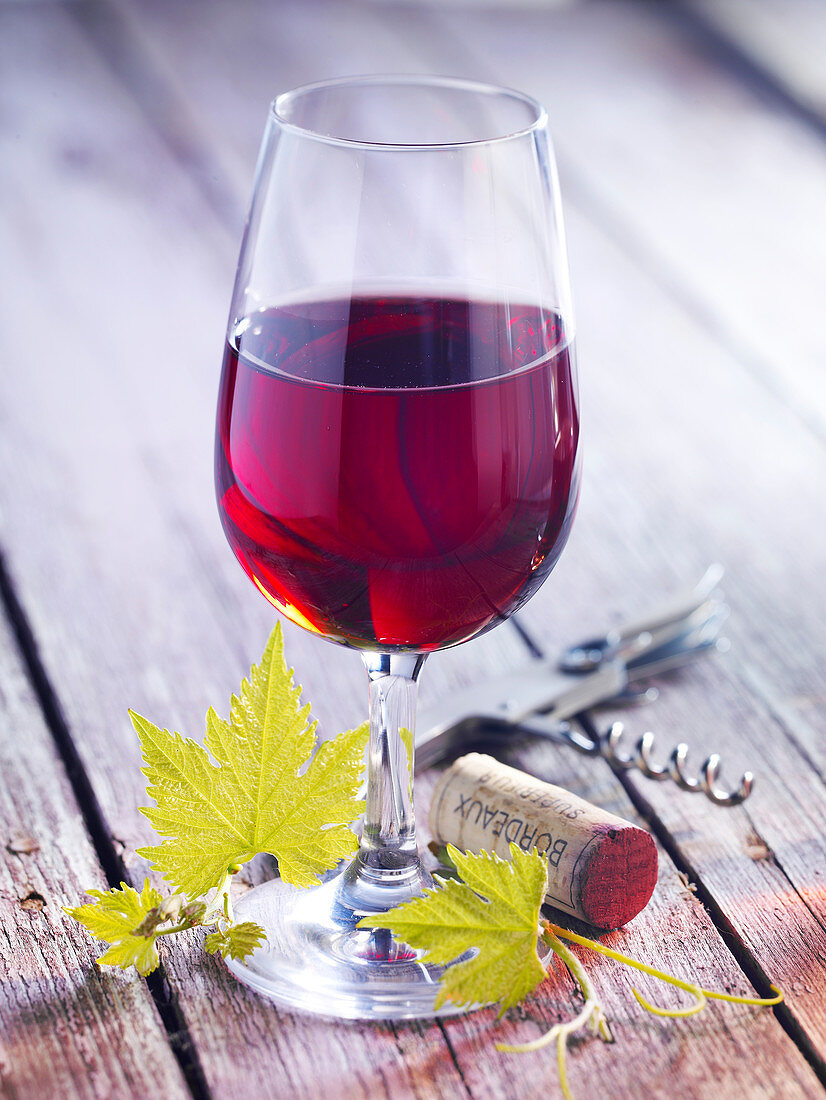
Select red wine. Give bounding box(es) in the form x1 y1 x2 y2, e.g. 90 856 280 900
216 296 580 650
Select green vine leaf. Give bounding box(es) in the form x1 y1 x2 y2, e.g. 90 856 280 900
204 921 266 961
359 843 548 1013
65 880 165 976
134 623 369 898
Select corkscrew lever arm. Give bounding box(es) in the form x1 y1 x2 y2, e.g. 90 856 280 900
416 600 726 764
415 570 752 804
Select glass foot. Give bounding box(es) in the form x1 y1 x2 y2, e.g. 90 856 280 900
225 863 475 1020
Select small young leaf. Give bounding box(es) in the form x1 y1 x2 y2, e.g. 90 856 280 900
359 843 548 1013
134 623 369 898
65 880 165 976
204 921 266 961
95 932 162 976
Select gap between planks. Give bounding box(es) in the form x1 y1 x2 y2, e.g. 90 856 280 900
0 550 214 1100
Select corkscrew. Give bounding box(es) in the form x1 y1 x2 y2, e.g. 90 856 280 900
532 719 753 806
415 565 755 806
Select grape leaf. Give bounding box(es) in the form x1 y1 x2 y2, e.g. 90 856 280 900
65 880 165 976
359 844 548 1013
204 921 266 961
134 623 369 898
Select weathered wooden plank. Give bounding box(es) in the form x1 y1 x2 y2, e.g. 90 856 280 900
115 0 826 912
0 608 189 1098
512 192 826 769
1 0 820 1097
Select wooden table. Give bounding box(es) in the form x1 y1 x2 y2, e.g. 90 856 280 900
2 0 825 1096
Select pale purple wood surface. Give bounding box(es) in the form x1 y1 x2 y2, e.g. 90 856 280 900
0 0 824 1096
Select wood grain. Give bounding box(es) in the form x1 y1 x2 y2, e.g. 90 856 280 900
0 608 189 1098
126 0 826 1088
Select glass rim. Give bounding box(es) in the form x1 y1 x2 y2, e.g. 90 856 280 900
271 74 548 151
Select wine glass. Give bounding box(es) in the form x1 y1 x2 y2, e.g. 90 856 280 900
214 75 580 1020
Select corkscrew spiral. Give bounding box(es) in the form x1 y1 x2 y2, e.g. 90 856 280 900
562 720 753 806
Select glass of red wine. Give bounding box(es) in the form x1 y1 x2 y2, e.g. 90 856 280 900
215 76 580 1019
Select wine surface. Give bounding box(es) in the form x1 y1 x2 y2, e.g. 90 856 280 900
216 295 580 650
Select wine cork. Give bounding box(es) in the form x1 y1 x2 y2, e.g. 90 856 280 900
429 754 657 928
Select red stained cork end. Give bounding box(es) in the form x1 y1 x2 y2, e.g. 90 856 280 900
577 826 658 929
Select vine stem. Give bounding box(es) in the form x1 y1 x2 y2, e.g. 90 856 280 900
202 871 235 926
496 925 611 1100
155 921 199 938
545 922 783 1013
152 872 237 941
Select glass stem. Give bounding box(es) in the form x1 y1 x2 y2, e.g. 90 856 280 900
360 651 426 867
